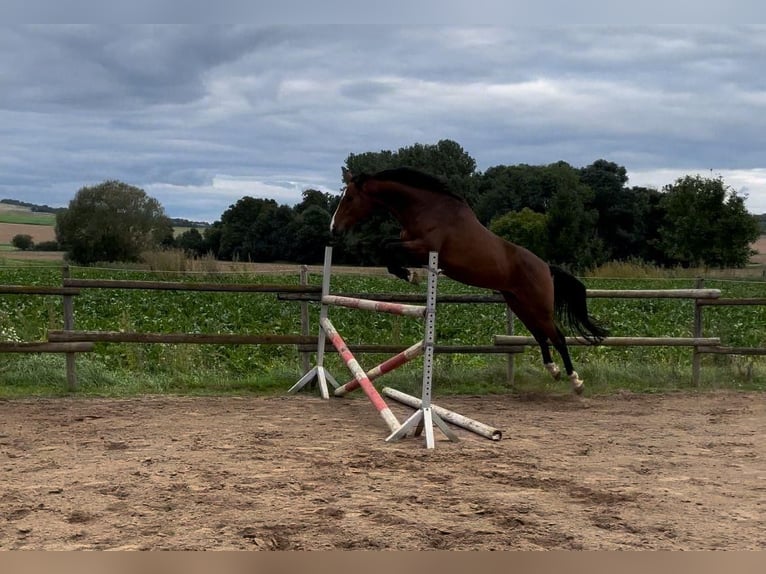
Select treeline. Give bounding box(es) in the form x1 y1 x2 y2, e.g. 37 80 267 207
1 198 64 214
48 140 761 269
177 140 760 270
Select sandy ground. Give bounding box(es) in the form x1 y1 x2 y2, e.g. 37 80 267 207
1 390 763 550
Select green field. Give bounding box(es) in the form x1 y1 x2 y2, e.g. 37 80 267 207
0 263 764 397
0 210 56 226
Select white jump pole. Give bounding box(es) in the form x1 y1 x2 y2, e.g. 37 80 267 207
382 387 502 441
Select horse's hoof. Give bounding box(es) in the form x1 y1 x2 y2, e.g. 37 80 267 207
570 372 584 395
544 362 561 380
407 270 421 285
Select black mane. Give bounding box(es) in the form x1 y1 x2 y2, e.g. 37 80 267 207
359 167 466 203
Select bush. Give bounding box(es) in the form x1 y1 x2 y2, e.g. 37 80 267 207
33 240 60 251
11 234 34 250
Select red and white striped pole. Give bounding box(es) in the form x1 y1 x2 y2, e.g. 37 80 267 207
333 340 424 397
322 295 426 318
320 317 400 434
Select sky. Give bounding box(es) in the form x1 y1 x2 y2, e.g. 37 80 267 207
1 24 765 222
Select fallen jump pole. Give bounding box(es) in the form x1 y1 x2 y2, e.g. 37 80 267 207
320 317 401 434
334 340 425 397
382 387 502 441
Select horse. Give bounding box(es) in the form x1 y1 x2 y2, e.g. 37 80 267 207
330 166 608 394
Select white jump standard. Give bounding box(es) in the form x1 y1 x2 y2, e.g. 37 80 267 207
290 246 498 449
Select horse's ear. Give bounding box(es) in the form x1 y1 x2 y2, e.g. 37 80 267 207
342 167 353 184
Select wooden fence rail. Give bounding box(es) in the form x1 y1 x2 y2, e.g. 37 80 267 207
0 281 86 389
48 331 315 346
0 342 94 353
494 336 722 347
63 278 321 294
278 288 724 303
1 270 764 390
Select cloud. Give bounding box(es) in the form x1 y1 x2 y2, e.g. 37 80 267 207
1 25 765 222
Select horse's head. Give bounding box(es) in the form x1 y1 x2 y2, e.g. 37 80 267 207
330 168 376 234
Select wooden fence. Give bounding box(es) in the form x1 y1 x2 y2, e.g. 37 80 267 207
0 269 764 390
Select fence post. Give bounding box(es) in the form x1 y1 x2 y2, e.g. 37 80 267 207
61 265 77 390
299 265 310 375
505 307 515 384
692 277 704 386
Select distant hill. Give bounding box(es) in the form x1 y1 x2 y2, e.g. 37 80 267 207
169 217 210 229
0 199 209 228
1 198 64 214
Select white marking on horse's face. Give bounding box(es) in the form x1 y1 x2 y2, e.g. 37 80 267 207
330 188 346 232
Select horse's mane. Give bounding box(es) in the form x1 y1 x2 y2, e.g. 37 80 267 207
358 167 466 203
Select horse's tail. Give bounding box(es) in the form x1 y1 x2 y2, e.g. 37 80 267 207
550 265 609 345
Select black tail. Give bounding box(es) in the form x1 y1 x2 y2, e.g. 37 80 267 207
550 265 609 344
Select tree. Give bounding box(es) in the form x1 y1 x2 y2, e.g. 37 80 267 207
346 139 478 203
55 180 173 264
578 160 638 261
659 175 759 268
544 163 603 271
294 189 337 215
340 139 479 264
474 164 554 224
177 228 205 256
291 205 332 263
489 208 549 259
11 234 34 251
627 186 667 265
217 197 297 262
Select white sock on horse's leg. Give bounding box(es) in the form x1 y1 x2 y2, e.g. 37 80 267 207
544 362 561 380
569 371 584 395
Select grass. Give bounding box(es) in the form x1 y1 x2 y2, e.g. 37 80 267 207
0 211 56 226
0 258 764 398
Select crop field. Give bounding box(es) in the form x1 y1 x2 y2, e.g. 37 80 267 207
0 262 764 396
0 204 57 252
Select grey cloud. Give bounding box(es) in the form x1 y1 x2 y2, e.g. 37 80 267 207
1 25 765 221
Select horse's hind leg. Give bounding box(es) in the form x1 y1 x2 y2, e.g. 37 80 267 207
548 327 584 395
504 293 564 383
531 331 561 380
527 315 584 394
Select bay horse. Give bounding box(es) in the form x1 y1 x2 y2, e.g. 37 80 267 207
330 166 608 394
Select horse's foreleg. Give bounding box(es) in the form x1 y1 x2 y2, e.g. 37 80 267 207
382 238 417 283
382 237 430 284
